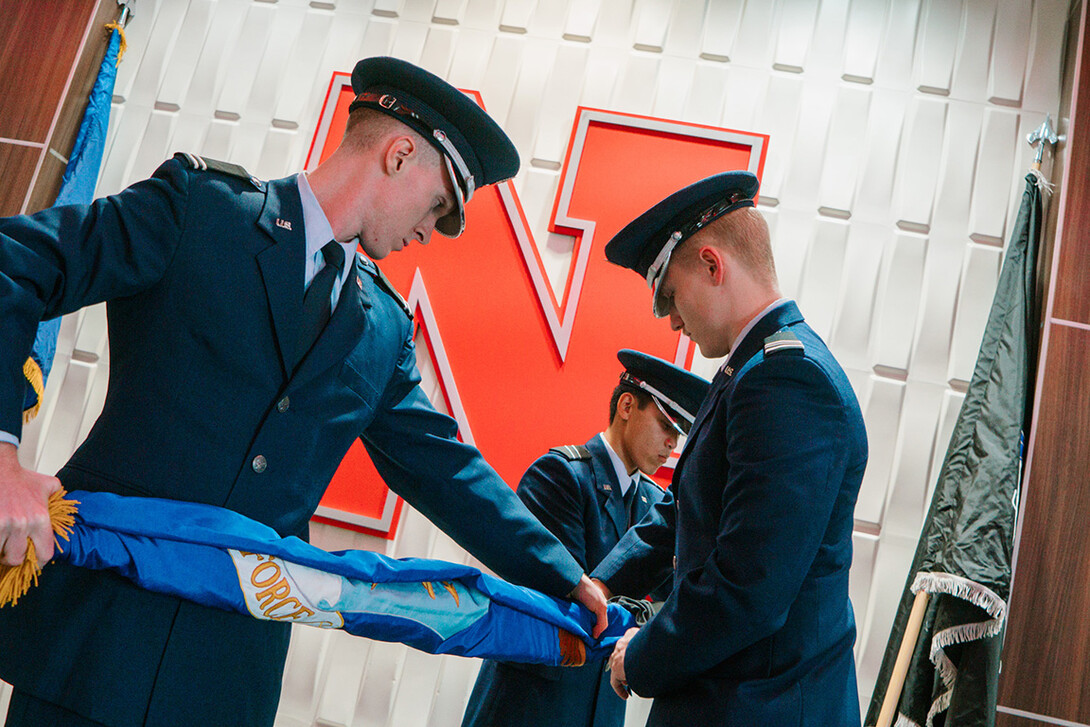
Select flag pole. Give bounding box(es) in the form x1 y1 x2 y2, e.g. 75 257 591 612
875 590 931 727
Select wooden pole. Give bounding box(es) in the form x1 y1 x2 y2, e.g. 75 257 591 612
875 590 932 727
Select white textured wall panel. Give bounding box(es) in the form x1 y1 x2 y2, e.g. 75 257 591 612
874 231 928 375
842 0 887 83
874 0 922 89
830 223 885 372
661 0 707 58
8 1 1070 725
700 0 743 61
754 74 804 202
819 85 871 216
951 0 997 103
564 0 600 42
970 108 1019 242
798 218 850 341
895 96 947 230
915 0 962 95
883 381 948 537
949 244 1003 385
498 0 534 34
989 0 1032 105
633 0 672 52
773 0 819 72
856 376 907 528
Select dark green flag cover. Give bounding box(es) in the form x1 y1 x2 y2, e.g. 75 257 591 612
865 173 1043 727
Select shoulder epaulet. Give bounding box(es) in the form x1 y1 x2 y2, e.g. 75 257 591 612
549 444 592 461
764 330 805 356
173 152 262 189
356 256 412 320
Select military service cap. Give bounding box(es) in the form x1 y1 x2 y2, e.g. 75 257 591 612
349 56 519 238
604 171 760 318
616 349 710 435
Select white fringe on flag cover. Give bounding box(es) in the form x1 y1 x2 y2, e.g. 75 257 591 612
1029 167 1054 197
909 571 1007 727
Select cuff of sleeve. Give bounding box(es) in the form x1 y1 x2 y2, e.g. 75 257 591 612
0 430 20 447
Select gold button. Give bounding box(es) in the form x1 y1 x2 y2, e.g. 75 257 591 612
276 396 290 413
252 455 267 473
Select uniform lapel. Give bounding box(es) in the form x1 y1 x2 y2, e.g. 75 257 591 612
255 176 306 376
631 476 656 522
290 254 371 388
672 301 806 476
587 436 628 541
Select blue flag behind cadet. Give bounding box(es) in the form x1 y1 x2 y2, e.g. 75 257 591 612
866 173 1043 727
22 25 122 422
49 490 633 666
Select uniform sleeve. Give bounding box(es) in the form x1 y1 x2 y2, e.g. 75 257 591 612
360 331 584 599
0 159 190 437
590 491 676 598
624 355 853 697
514 455 589 571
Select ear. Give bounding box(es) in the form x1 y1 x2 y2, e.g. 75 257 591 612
696 245 727 286
382 135 417 175
617 392 635 421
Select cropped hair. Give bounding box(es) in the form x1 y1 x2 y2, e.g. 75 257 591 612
342 107 440 166
676 206 776 285
608 384 654 424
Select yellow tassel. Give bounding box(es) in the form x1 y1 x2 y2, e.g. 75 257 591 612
104 22 128 64
21 356 44 424
440 581 460 607
0 490 79 608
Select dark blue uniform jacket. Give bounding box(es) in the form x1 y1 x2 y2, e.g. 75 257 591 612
0 157 583 727
463 435 671 727
592 302 867 727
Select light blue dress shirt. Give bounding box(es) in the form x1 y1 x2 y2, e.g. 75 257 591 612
296 172 357 309
598 432 638 496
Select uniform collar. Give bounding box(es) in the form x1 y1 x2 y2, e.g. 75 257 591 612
721 299 805 378
597 433 638 496
296 172 356 291
720 298 791 372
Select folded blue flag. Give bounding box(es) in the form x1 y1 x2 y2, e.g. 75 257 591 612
54 491 633 666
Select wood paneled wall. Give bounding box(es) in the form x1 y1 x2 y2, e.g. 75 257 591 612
0 0 119 217
997 2 1090 725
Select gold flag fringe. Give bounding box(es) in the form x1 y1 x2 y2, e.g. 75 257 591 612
21 356 44 424
0 490 79 607
103 22 128 64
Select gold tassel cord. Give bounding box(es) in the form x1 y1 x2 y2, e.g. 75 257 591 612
103 22 127 64
21 356 44 424
0 490 79 608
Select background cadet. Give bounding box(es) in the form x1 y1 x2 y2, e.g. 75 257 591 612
594 172 868 727
462 349 709 727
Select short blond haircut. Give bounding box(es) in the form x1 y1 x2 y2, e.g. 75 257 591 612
342 107 440 167
674 206 777 286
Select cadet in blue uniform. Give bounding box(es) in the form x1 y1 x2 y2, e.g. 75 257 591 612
0 57 606 727
593 172 868 726
462 350 709 727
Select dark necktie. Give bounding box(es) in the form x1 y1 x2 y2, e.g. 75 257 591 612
623 481 637 528
296 241 345 365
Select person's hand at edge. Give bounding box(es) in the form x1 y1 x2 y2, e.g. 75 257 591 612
0 442 61 567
